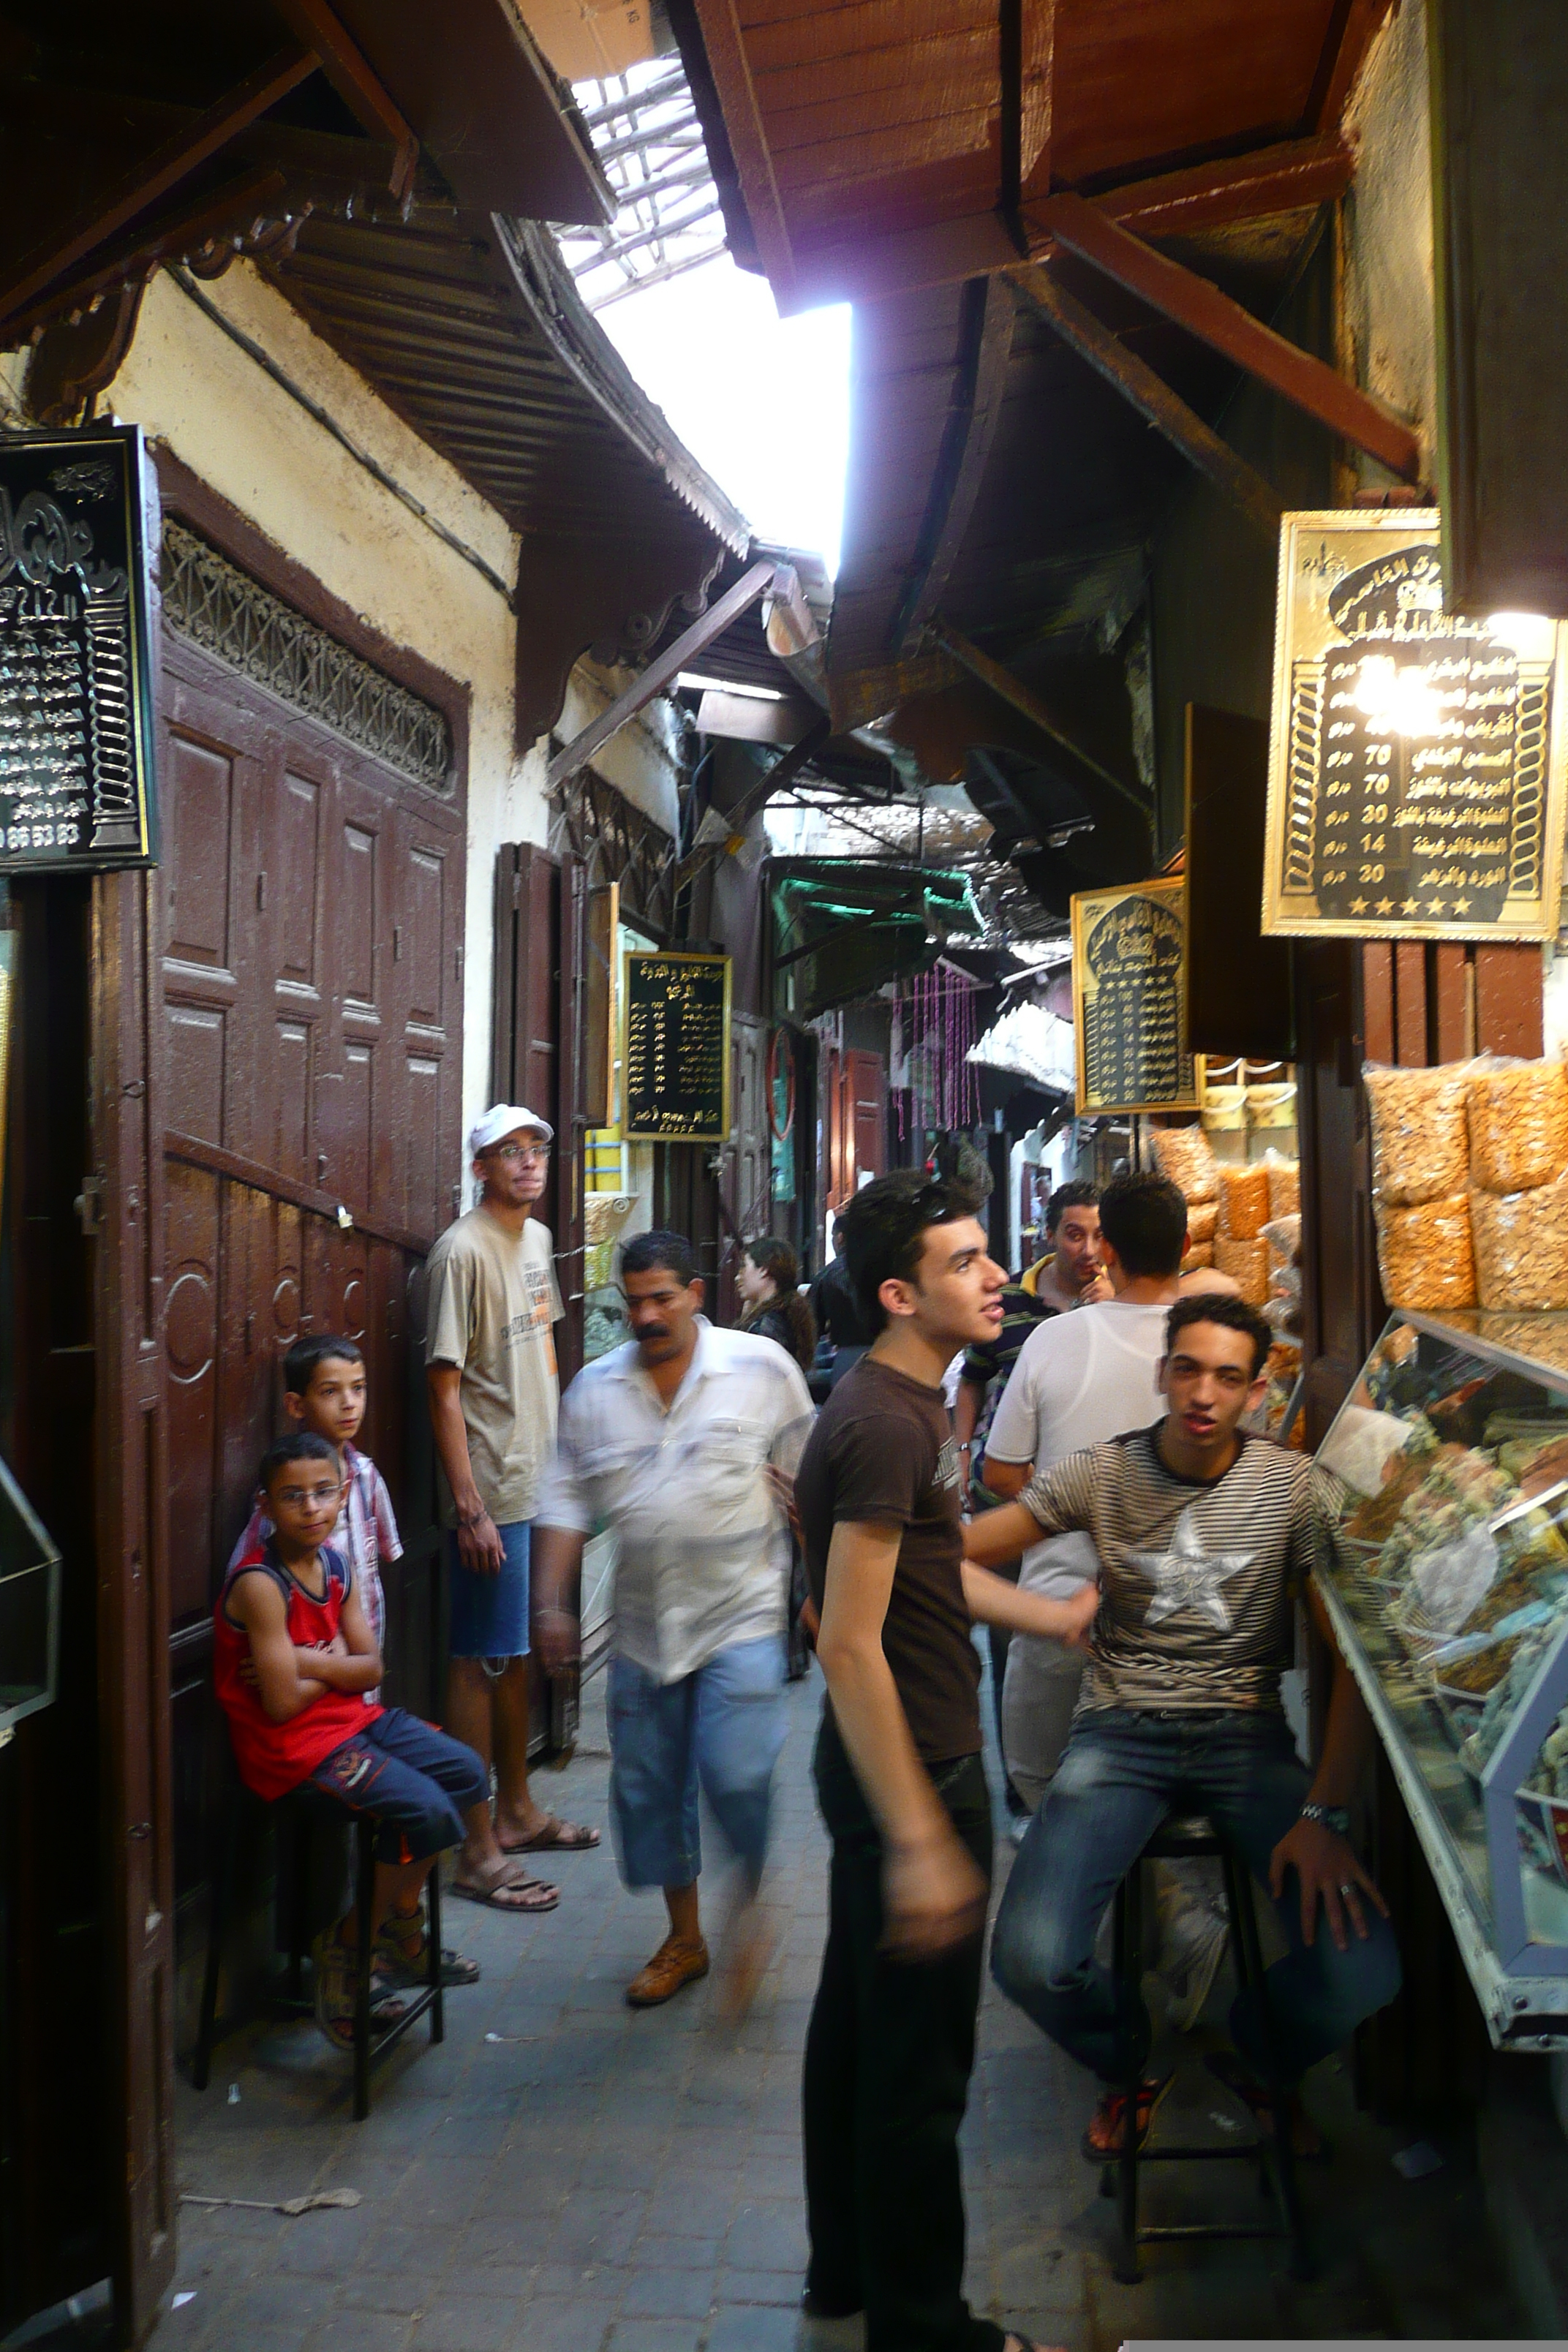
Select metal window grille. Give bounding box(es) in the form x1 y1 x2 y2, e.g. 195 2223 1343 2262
161 519 453 793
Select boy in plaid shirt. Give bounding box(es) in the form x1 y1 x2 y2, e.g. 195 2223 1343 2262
228 1335 402 1704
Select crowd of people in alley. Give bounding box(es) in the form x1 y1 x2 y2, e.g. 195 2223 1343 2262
213 1105 1402 2352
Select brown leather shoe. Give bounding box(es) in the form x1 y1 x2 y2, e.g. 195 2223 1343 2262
625 1934 709 2008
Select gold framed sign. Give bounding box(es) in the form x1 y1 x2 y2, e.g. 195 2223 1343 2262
1071 878 1202 1115
1262 508 1568 941
622 949 731 1143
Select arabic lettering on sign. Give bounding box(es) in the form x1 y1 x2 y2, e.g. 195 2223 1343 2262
1264 515 1566 941
1073 882 1198 1115
623 952 730 1142
0 429 154 872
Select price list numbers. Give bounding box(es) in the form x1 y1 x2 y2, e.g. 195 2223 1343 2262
1309 644 1530 927
0 580 91 857
622 952 731 1142
1265 514 1567 943
1073 886 1199 1116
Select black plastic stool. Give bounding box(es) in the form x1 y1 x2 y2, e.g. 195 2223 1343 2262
193 1769 445 2120
1101 1814 1313 2284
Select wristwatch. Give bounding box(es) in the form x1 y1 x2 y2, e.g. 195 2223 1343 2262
1299 1801 1351 1836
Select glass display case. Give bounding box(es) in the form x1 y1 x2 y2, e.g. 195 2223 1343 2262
1318 1309 1568 2049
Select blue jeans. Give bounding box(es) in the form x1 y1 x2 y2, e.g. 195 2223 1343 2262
447 1518 530 1659
607 1636 787 1890
301 1707 488 1864
990 1708 1402 2085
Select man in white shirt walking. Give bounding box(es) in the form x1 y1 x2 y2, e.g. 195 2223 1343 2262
981 1170 1189 1812
534 1229 814 2010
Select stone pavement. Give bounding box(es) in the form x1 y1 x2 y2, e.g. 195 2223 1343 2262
165 1664 1523 2352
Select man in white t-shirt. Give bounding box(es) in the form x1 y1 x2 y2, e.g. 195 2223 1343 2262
981 1171 1188 1811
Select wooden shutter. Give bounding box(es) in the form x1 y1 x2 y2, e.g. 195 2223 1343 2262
91 867 176 2344
847 1049 886 1190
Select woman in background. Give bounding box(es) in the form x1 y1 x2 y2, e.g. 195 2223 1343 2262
736 1237 816 1376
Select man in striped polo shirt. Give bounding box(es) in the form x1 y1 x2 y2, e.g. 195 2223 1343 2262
966 1292 1401 2160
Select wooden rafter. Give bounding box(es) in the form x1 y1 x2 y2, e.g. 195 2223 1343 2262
269 0 419 199
1009 265 1284 539
929 619 1151 818
1039 189 1422 479
0 46 315 329
1000 0 1055 240
1309 0 1398 130
4 169 291 346
1077 134 1354 242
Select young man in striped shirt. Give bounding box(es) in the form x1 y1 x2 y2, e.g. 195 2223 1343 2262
965 1292 1401 2159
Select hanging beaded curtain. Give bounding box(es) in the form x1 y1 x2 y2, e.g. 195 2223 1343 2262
903 962 981 1147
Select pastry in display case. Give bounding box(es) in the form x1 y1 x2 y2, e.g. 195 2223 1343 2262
1316 1309 1568 2044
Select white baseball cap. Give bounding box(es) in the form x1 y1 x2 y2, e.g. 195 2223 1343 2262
468 1102 554 1158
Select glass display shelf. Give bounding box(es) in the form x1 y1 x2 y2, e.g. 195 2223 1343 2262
1318 1311 1568 2049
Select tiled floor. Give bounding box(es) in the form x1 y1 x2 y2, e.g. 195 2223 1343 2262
165 1665 1521 2351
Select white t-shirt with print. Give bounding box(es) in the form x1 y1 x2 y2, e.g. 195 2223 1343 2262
983 1300 1169 1598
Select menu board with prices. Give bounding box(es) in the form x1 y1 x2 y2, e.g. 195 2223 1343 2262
1262 509 1568 941
1071 878 1202 1115
623 949 731 1143
0 425 158 872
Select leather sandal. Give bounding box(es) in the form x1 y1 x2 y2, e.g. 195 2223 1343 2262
625 1934 709 2008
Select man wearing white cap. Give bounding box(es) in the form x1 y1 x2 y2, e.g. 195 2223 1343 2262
425 1104 599 1911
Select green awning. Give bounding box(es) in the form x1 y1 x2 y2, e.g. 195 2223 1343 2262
769 857 984 1019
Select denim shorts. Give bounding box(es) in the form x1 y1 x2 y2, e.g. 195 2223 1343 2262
447 1518 531 1660
301 1706 487 1863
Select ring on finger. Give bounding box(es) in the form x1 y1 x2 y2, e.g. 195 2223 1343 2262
1338 1881 1354 1897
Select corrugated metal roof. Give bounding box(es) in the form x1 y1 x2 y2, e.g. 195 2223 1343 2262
268 209 749 555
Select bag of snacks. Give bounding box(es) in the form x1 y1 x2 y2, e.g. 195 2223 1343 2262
1364 1061 1474 1205
1466 1058 1568 1194
1214 1233 1269 1305
1471 1172 1568 1308
1217 1161 1270 1240
1265 1156 1300 1218
1152 1123 1218 1202
1373 1192 1476 1310
1186 1200 1218 1244
1260 1212 1301 1259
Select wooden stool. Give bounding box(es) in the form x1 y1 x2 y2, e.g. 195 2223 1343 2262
193 1767 444 2121
1102 1814 1313 2284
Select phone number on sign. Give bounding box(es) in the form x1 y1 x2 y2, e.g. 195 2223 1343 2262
4 821 80 851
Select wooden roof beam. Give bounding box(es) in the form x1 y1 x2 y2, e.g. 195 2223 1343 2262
1039 189 1422 480
1066 133 1354 242
1008 265 1284 540
270 0 419 200
0 45 316 329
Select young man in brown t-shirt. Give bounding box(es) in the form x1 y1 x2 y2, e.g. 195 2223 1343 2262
795 1169 1097 2352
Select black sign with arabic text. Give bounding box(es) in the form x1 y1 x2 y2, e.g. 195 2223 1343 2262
623 951 731 1143
0 425 158 871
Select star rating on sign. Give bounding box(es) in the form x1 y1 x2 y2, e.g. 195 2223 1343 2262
1452 897 1471 913
1426 899 1447 915
1349 896 1368 913
1129 1507 1254 1632
1401 897 1419 914
1375 898 1395 915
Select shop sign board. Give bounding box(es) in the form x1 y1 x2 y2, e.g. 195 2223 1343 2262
622 948 731 1142
0 423 159 872
1262 508 1567 941
1071 877 1202 1115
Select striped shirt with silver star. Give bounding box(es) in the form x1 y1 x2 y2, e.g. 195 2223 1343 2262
1019 1425 1345 1716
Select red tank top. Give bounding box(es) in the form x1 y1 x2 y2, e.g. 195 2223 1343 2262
214 1541 384 1801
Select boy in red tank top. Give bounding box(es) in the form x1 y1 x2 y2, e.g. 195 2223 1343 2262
215 1432 488 2051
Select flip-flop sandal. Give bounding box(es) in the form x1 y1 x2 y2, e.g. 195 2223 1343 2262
1082 2070 1174 2161
375 1917 483 1986
498 1815 600 1853
449 1866 559 1914
312 1934 407 2053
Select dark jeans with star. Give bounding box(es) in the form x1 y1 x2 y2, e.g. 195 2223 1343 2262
802 1712 1006 2352
990 1708 1401 2084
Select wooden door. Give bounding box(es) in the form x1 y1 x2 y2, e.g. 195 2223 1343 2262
846 1049 886 1194
491 841 587 1383
159 630 464 1921
93 867 176 2344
